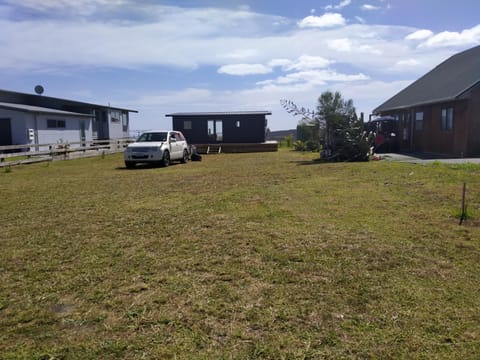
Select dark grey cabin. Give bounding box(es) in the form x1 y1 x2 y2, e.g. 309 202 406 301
166 111 271 144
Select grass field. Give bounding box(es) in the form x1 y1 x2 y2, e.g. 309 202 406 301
1 150 480 359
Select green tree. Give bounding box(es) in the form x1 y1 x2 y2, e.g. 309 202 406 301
281 91 372 161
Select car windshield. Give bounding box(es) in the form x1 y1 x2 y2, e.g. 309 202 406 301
137 132 167 142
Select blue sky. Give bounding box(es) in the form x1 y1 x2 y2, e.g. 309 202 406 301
1 0 480 131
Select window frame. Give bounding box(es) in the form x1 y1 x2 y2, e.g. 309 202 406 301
183 120 192 130
441 107 454 131
110 110 121 123
47 119 66 129
415 111 424 131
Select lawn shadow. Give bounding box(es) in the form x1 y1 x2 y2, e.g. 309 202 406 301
290 159 326 166
115 163 175 171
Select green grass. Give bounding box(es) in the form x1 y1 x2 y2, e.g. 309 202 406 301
1 150 480 359
0 155 29 165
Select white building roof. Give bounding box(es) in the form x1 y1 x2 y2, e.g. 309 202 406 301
0 102 93 117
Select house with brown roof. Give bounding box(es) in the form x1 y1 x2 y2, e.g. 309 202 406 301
373 45 480 157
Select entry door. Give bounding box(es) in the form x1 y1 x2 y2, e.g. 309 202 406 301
0 118 12 146
207 120 223 142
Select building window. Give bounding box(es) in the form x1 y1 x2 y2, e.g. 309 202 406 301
235 120 241 128
441 107 454 131
184 120 192 130
415 111 424 131
47 119 66 128
110 110 121 123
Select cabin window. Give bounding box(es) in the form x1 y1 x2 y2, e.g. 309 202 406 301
47 119 66 128
441 107 454 131
184 120 192 130
415 111 424 131
235 120 241 128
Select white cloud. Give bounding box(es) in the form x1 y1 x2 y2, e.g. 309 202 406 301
405 29 434 41
327 38 382 55
297 13 346 28
268 58 292 68
325 0 352 10
328 38 352 52
280 70 369 85
418 25 480 48
361 4 380 11
394 58 420 68
222 49 259 60
217 63 272 76
284 55 333 71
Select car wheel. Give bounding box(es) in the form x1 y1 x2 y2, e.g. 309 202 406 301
181 149 189 163
125 161 135 169
162 151 170 167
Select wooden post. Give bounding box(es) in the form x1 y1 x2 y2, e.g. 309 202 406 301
459 182 467 225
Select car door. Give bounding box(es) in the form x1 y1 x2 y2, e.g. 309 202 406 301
169 132 182 159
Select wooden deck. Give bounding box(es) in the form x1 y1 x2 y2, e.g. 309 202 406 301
193 142 278 154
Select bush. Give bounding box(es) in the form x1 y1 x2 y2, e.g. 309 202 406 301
293 140 306 151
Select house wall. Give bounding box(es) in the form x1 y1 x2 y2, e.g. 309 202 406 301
0 108 29 144
36 114 93 145
172 114 267 144
0 108 93 147
417 101 469 156
465 85 480 155
384 98 472 156
411 106 429 153
107 110 130 139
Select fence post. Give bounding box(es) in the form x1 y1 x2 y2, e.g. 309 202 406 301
459 182 467 225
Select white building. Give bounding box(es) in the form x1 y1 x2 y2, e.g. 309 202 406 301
0 89 137 148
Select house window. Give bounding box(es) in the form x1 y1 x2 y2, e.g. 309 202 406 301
415 111 424 131
441 107 454 131
110 110 121 123
235 120 241 128
47 119 66 128
184 120 192 130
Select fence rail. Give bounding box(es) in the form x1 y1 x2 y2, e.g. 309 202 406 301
0 138 133 167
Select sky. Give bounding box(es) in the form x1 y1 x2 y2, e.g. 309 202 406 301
1 0 480 131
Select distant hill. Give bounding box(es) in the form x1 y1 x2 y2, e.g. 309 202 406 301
267 129 297 141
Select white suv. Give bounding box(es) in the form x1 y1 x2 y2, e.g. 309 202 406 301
124 130 189 168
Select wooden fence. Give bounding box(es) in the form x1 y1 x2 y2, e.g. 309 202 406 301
0 139 133 167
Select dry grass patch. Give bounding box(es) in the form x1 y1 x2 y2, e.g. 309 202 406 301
1 151 480 358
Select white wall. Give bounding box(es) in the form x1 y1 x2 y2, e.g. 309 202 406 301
37 114 93 146
0 108 93 147
108 110 129 138
0 108 29 144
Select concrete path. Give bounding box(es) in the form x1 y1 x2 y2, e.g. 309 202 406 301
380 153 480 164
